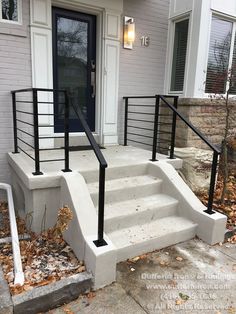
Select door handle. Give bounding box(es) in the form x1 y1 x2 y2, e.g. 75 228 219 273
91 60 96 98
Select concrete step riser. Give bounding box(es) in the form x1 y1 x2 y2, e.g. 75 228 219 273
91 181 162 207
116 226 197 263
104 202 178 233
81 164 148 184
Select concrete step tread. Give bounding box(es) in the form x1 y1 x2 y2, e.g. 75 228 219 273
104 194 178 220
107 216 197 249
88 175 162 195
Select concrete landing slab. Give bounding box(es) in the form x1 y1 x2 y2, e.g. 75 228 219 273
49 238 236 314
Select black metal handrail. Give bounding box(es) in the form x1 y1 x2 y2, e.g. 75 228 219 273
12 88 108 247
123 95 221 215
11 88 71 175
70 103 108 247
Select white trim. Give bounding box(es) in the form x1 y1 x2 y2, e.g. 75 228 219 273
0 0 22 24
167 14 191 96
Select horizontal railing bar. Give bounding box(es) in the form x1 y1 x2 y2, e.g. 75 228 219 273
127 118 154 123
157 146 169 150
11 88 34 93
39 136 65 139
127 125 153 131
16 110 33 115
128 104 154 108
123 96 156 99
157 122 172 126
37 102 65 105
17 137 34 149
128 111 154 115
157 139 171 144
157 131 172 135
127 139 152 147
18 147 35 161
40 158 65 163
16 100 33 104
39 147 63 151
38 124 63 127
17 128 34 137
16 119 34 127
12 88 66 93
127 132 153 139
159 95 221 154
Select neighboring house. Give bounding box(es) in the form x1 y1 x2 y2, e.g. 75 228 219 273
0 0 234 289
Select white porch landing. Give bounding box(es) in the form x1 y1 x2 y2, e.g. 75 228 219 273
8 145 227 289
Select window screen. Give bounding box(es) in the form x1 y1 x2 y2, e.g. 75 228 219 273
205 17 232 94
170 19 189 92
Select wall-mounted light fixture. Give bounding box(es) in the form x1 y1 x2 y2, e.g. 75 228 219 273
124 16 135 49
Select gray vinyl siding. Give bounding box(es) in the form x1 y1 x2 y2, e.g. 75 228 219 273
118 0 170 144
0 0 32 186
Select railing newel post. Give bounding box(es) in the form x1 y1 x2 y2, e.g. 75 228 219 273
93 164 107 247
124 97 128 146
62 91 72 173
151 95 160 161
32 89 43 176
12 92 19 154
169 96 178 159
204 151 218 215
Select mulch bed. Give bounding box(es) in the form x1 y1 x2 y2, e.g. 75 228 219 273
0 203 85 295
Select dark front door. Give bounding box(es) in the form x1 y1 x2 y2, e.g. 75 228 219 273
52 7 96 133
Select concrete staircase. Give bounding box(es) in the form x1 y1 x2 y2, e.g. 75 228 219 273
84 163 197 262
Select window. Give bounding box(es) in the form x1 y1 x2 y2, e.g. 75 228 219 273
170 19 189 92
205 16 236 94
0 0 20 23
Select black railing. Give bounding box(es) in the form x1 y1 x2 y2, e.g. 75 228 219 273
70 103 108 247
11 88 108 247
11 88 71 175
123 95 221 215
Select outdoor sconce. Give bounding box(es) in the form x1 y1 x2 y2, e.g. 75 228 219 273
124 16 135 49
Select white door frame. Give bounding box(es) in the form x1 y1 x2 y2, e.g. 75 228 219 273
30 0 122 147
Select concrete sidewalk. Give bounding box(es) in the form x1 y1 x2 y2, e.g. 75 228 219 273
48 238 236 314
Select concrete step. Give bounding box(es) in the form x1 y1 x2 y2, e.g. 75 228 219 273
88 175 162 206
81 163 148 184
107 216 197 262
104 194 178 233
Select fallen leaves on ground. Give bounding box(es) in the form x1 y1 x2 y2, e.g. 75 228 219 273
175 256 183 262
0 201 27 238
196 168 236 230
0 205 85 295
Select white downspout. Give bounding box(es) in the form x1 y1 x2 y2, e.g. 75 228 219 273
0 183 24 286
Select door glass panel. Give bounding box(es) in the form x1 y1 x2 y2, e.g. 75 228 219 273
57 17 88 120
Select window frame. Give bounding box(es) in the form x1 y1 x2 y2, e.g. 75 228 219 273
204 12 236 97
168 15 191 95
0 0 22 25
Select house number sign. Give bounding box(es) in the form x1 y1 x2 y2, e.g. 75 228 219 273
141 36 150 47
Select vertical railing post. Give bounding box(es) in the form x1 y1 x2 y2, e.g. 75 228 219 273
169 96 178 159
124 97 128 146
94 165 108 247
204 151 218 215
12 92 19 154
151 95 160 161
32 89 43 175
62 91 71 172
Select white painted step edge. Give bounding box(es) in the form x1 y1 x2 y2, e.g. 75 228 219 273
0 183 24 286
